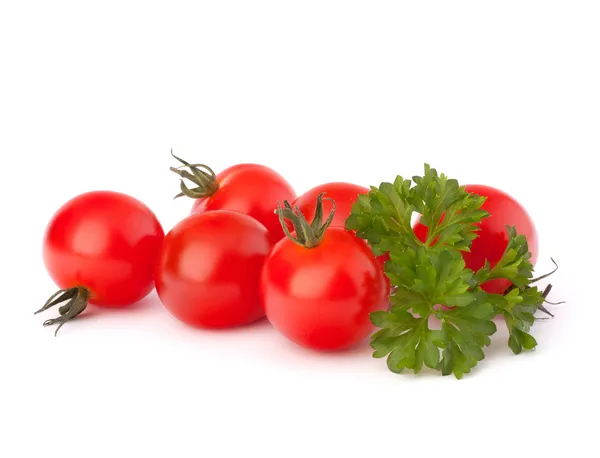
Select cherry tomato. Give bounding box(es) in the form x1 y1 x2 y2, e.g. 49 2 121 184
155 210 272 328
171 154 296 244
292 182 392 268
261 228 389 351
293 182 369 227
413 184 538 294
43 191 164 306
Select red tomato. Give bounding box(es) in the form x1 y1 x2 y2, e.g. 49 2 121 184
261 228 389 351
293 182 369 227
155 210 272 328
43 191 164 307
292 182 391 269
187 163 296 243
413 184 538 294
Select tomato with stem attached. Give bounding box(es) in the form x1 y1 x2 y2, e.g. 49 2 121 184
155 210 272 328
261 194 389 351
293 181 390 267
293 182 369 228
36 191 165 335
413 184 538 294
170 151 296 243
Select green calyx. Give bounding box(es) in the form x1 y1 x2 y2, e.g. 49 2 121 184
170 150 219 199
276 193 336 248
34 286 91 336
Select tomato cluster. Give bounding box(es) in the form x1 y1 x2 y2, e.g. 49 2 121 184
37 154 538 353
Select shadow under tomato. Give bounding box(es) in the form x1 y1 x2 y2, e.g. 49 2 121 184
72 292 163 323
89 293 159 312
160 311 274 337
270 331 376 361
195 316 273 334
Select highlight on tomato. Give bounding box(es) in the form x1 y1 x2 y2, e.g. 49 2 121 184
155 210 272 329
169 151 296 244
413 184 538 295
261 194 389 351
36 191 165 335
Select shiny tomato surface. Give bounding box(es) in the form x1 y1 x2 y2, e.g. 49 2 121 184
292 182 369 227
413 184 538 294
191 164 295 243
261 228 389 351
156 210 272 328
43 191 164 306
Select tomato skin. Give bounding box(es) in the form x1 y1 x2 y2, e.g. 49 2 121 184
155 210 272 328
292 182 369 228
43 191 164 306
413 184 538 294
261 228 389 351
190 164 296 244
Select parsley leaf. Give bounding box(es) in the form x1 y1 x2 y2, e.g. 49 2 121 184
473 224 544 353
386 247 475 316
345 176 416 256
371 290 496 378
369 247 469 375
370 309 439 375
410 164 489 251
473 225 534 289
371 237 496 378
488 287 541 354
346 164 545 379
439 293 497 378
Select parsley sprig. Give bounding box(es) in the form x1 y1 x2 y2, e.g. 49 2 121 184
346 165 550 379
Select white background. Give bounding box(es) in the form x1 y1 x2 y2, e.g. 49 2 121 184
1 1 597 457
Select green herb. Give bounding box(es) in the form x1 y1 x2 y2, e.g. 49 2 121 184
346 165 548 379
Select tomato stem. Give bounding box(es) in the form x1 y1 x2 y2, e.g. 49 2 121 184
537 283 566 317
530 257 559 284
170 150 219 199
34 286 91 336
276 193 336 248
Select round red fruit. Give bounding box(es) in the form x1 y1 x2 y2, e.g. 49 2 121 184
43 191 164 307
262 195 389 351
155 210 272 328
171 153 296 244
293 182 390 269
414 184 538 294
293 182 369 228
